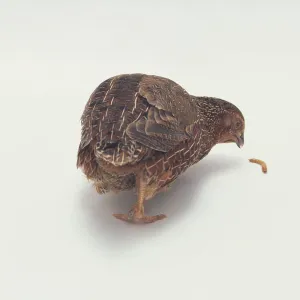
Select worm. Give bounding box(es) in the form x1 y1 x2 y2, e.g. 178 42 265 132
249 158 267 174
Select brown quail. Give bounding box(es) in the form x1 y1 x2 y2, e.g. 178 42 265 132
77 74 245 224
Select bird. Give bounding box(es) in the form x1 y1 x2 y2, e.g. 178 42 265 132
77 73 245 224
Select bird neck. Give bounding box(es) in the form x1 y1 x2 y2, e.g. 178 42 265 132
192 96 224 133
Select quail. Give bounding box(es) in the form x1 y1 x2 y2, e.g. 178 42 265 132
77 74 245 224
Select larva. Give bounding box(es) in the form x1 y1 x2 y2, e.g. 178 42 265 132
249 158 267 174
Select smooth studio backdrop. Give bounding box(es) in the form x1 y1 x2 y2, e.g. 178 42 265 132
0 1 299 299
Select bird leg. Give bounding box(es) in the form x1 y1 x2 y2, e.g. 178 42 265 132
113 171 167 224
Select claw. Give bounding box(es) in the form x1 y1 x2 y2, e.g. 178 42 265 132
113 213 167 224
112 214 130 222
142 214 167 223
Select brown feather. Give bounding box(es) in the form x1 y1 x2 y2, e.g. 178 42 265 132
77 73 245 196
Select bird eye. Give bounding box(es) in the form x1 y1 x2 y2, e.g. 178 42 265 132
235 121 241 129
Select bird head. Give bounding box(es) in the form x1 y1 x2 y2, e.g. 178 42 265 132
193 96 245 148
218 108 245 148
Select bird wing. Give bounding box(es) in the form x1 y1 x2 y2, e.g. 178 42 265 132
77 74 199 169
126 75 198 152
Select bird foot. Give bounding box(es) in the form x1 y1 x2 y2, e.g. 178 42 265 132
113 206 166 224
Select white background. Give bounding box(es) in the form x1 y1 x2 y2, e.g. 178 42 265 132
1 0 299 299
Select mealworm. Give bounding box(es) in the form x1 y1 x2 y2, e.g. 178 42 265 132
249 158 268 174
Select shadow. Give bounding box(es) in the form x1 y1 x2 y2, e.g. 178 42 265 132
77 154 242 253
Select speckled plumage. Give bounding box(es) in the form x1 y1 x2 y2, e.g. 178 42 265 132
77 73 245 223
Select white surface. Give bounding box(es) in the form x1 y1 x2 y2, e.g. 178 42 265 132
1 1 299 299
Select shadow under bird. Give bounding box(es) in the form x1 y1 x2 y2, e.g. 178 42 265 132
77 73 245 224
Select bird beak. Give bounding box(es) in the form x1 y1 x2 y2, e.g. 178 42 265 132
236 133 244 148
